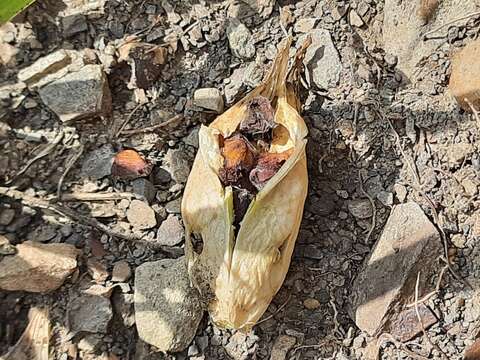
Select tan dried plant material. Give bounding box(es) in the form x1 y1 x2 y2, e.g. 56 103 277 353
118 39 168 89
1 307 50 360
417 0 440 24
182 36 311 331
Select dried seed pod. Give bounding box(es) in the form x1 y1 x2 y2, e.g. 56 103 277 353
182 37 311 331
111 149 152 180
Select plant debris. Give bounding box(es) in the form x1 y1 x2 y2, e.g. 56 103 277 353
217 95 290 230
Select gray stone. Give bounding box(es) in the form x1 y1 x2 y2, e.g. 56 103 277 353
224 66 245 104
62 14 88 37
134 257 204 352
81 144 115 180
39 64 112 122
349 10 364 27
270 335 296 360
193 88 224 113
0 208 15 226
376 191 393 207
164 148 190 184
68 293 112 334
184 127 199 148
348 199 373 219
227 19 255 60
303 29 342 90
0 241 79 293
156 215 184 246
78 334 102 353
111 261 131 282
350 202 442 336
18 50 71 85
165 198 181 214
294 18 316 33
0 235 16 255
126 200 157 229
132 178 157 204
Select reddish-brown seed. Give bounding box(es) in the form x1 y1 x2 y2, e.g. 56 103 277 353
111 149 153 180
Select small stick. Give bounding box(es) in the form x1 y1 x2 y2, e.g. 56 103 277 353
120 114 182 135
415 272 450 359
359 170 377 244
0 186 136 242
384 113 472 290
57 144 84 200
379 333 430 360
58 192 134 202
255 295 291 325
6 131 64 185
423 11 480 38
115 103 144 138
465 98 480 127
407 264 448 308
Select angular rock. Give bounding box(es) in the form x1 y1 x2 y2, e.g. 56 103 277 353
126 200 157 229
390 304 437 342
303 29 342 89
81 144 115 179
18 50 71 85
62 14 88 37
348 198 373 219
349 10 364 27
270 335 296 360
68 293 112 334
227 19 255 60
383 0 477 82
0 208 15 226
39 64 112 122
294 18 316 33
193 88 224 113
111 261 131 282
134 257 204 352
87 259 109 283
156 215 184 246
0 43 18 67
163 148 190 184
0 241 79 293
450 39 480 110
132 178 157 204
303 298 320 310
350 202 442 336
0 235 16 255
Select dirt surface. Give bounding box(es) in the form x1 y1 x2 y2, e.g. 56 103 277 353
1 0 480 359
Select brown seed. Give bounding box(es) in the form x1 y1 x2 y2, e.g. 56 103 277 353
111 149 153 180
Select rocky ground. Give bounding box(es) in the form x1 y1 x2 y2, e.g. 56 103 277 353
1 0 480 359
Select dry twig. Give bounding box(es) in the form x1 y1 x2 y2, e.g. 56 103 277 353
120 114 182 136
415 272 449 359
56 144 85 200
423 11 480 39
379 333 430 360
57 191 134 202
358 170 377 244
0 186 136 242
6 131 64 185
255 295 291 326
383 113 471 290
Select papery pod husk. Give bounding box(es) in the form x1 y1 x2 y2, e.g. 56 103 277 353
181 37 311 331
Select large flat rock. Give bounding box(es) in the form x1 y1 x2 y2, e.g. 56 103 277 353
0 241 79 293
350 202 442 336
38 64 112 122
134 257 204 352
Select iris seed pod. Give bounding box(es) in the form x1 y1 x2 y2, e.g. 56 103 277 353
181 37 311 331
